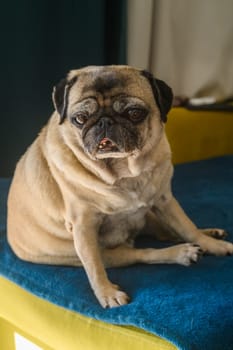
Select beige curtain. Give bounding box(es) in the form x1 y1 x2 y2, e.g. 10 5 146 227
127 0 233 100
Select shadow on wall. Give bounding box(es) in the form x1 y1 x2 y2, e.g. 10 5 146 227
0 0 126 177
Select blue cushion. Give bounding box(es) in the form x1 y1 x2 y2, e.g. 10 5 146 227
0 156 233 350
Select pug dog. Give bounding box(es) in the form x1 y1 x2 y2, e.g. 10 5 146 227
7 65 233 308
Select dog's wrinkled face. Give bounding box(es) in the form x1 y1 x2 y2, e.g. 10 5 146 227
53 66 173 160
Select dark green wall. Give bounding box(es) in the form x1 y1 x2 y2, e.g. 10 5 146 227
0 0 126 176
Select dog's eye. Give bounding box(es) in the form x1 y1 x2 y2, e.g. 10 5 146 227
125 108 147 122
73 113 88 125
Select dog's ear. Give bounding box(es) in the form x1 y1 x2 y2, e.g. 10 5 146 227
141 70 173 123
52 76 77 124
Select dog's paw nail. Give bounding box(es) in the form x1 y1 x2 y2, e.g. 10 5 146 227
191 259 197 264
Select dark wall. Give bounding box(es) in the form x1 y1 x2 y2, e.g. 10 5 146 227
0 0 126 176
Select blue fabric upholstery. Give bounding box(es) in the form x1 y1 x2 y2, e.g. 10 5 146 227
0 156 233 350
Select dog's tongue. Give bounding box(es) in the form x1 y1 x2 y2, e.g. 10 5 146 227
99 137 110 145
98 137 115 150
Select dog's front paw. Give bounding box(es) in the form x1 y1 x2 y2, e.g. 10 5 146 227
95 283 130 308
175 243 203 266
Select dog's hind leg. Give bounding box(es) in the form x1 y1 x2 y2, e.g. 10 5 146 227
142 210 183 242
101 243 202 268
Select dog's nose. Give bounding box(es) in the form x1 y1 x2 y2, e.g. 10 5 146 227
97 117 114 129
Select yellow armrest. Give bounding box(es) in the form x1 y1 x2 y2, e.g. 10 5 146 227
166 108 233 164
